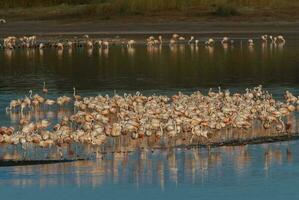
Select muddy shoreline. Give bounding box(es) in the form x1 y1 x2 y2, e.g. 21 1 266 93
0 159 82 167
189 133 299 148
1 20 299 36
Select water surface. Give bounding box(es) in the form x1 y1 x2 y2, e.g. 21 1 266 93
0 34 299 199
0 141 299 200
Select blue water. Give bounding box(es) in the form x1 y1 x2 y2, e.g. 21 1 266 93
0 141 298 199
0 34 299 199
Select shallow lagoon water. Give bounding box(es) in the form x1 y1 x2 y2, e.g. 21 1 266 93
0 141 299 200
0 34 299 199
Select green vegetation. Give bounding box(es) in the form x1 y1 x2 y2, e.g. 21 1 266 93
212 4 240 17
0 0 94 8
1 0 298 9
0 0 298 20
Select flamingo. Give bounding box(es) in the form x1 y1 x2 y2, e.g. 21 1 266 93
188 36 195 44
73 87 81 101
0 19 6 24
43 82 48 94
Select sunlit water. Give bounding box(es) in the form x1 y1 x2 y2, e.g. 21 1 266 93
0 34 299 199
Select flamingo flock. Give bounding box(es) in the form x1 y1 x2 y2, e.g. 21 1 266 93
0 34 286 51
0 32 293 152
0 85 298 149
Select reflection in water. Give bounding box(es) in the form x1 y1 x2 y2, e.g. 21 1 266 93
222 43 229 54
102 48 109 58
0 141 296 189
0 37 297 177
39 49 44 57
205 45 214 57
67 48 72 56
0 38 296 95
127 47 136 57
248 45 254 53
57 49 63 58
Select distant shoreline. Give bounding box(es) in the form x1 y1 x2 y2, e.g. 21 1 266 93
1 20 299 36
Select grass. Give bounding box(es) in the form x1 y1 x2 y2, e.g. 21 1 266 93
0 0 94 8
0 0 299 21
1 0 298 9
0 5 93 20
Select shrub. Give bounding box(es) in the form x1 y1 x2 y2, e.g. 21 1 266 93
213 4 240 17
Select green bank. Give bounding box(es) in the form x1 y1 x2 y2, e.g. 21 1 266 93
0 0 299 21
